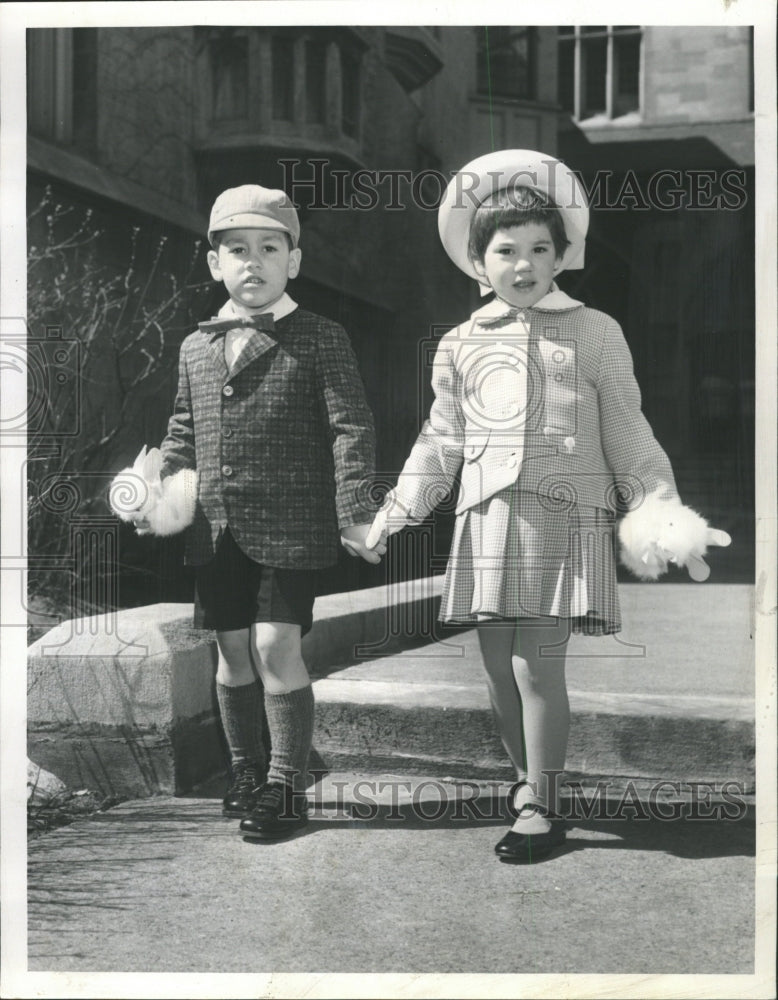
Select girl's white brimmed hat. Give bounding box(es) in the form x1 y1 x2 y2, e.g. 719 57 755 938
438 149 590 283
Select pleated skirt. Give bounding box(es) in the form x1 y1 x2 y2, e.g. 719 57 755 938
440 485 621 635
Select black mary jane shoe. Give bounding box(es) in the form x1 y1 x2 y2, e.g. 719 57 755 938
495 803 567 862
239 782 309 841
222 762 266 818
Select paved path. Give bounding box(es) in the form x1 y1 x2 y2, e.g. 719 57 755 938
26 772 756 978
17 582 771 997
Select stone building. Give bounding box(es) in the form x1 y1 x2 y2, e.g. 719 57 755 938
557 26 755 535
26 24 754 610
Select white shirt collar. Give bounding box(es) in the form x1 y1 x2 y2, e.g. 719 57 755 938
218 292 298 322
471 282 582 320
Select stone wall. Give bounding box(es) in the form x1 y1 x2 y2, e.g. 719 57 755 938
644 27 752 123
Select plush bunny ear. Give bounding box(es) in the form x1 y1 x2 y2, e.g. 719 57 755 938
111 444 159 522
132 445 148 471
142 447 163 482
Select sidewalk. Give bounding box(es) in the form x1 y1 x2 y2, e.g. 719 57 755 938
21 581 764 991
26 771 756 978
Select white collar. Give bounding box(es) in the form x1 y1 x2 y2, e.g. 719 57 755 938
471 283 583 320
219 292 298 322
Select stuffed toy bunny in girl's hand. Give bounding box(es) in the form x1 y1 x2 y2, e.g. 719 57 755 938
109 445 197 536
618 487 731 582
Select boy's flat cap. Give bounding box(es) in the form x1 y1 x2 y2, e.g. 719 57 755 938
438 149 589 286
208 185 300 248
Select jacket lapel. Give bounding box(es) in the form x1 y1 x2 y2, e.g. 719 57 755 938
203 333 229 383
201 327 279 382
227 329 278 378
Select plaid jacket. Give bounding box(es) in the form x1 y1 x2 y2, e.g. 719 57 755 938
160 307 376 567
395 289 678 519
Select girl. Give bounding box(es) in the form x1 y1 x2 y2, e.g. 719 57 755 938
367 149 730 863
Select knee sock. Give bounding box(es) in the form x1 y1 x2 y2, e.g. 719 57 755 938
264 685 314 793
216 680 267 774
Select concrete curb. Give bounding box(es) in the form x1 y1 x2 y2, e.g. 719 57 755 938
312 583 755 787
313 679 754 785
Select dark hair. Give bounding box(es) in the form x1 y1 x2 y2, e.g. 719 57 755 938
467 187 570 265
211 229 295 252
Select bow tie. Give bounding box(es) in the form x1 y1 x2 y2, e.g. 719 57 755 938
198 313 276 336
478 308 527 330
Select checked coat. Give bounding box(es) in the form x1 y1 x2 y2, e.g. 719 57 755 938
159 303 376 568
393 286 678 523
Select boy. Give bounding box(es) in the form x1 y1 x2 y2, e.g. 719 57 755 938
128 184 383 839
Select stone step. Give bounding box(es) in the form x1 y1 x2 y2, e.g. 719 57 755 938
311 584 755 788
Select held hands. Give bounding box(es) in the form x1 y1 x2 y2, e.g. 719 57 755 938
340 523 386 564
365 490 412 551
341 489 413 562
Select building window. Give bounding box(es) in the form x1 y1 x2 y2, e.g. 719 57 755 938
27 28 98 153
558 25 642 121
341 47 361 138
477 27 536 100
209 29 249 122
271 34 295 122
305 39 327 124
200 28 363 141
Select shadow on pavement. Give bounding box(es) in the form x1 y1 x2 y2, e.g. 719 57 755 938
85 791 756 862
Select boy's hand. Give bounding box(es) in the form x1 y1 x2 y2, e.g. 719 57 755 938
341 523 386 564
365 491 411 550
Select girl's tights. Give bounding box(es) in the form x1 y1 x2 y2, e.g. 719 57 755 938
477 618 570 831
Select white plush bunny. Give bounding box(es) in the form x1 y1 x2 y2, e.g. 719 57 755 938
109 445 197 536
618 487 731 582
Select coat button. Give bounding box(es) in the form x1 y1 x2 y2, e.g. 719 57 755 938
222 426 233 438
222 465 233 477
552 350 565 364
223 385 234 397
554 373 564 382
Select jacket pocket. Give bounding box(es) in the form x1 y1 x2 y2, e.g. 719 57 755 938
463 432 491 462
542 425 578 455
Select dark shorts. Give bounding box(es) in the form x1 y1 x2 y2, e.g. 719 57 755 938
194 527 316 634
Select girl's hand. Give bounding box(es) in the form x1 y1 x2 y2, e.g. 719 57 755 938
365 491 411 550
341 523 386 564
618 490 732 582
